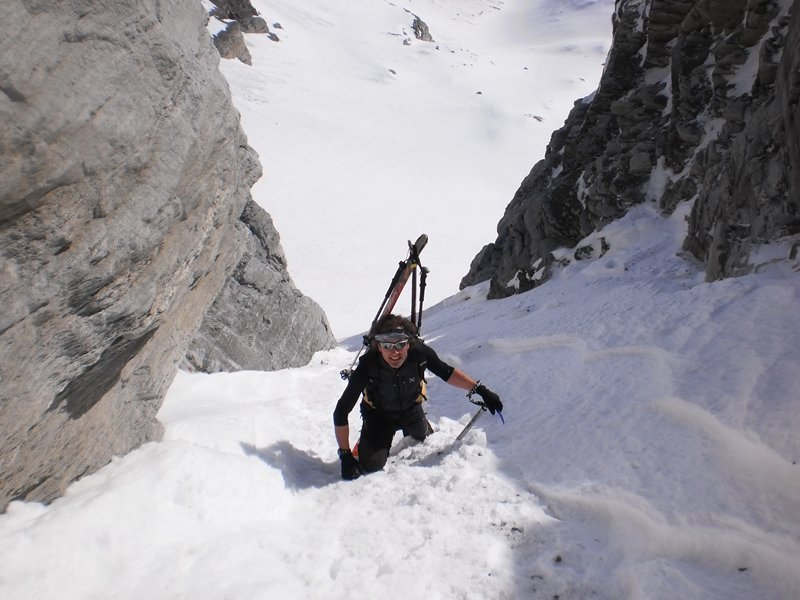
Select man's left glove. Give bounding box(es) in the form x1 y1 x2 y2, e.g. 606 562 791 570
475 384 503 415
338 449 361 480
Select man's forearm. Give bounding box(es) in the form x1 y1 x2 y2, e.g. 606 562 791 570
447 368 477 391
335 425 351 450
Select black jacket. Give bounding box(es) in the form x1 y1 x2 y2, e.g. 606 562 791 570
333 342 454 426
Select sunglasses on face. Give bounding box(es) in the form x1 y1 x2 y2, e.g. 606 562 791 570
379 340 409 351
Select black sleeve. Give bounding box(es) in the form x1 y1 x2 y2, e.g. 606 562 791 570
418 342 455 382
332 355 371 426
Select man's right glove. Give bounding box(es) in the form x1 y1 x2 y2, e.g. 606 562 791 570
338 449 361 480
475 384 503 415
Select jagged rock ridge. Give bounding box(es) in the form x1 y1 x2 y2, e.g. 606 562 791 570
462 0 800 297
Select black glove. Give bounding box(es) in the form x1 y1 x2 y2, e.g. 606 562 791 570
338 449 361 480
475 384 503 415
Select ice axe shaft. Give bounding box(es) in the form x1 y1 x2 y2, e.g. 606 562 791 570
455 405 487 441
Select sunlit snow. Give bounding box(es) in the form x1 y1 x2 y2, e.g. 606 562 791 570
2 2 799 599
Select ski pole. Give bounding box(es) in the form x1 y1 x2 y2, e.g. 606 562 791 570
417 266 429 330
410 266 418 324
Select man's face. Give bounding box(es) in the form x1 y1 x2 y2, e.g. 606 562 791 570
377 339 409 369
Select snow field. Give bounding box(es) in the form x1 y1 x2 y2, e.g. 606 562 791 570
2 200 798 600
222 0 615 338
2 1 799 599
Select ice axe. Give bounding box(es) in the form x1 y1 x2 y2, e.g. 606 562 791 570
455 396 504 442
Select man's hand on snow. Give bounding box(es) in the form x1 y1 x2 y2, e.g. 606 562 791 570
338 449 361 480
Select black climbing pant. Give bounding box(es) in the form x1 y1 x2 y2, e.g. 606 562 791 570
358 403 430 472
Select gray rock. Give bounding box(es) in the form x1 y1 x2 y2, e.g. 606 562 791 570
239 16 270 35
0 0 251 510
628 149 653 174
210 0 258 21
184 199 336 373
679 3 797 280
780 5 800 221
412 17 434 42
462 0 800 295
0 0 334 511
210 0 278 62
214 21 252 65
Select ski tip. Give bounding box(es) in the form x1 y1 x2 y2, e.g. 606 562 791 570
410 234 428 256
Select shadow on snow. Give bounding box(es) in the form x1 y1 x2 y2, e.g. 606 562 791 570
241 441 339 490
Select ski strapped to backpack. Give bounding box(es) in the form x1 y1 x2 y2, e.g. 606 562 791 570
340 234 429 380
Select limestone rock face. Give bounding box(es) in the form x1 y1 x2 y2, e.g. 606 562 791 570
184 199 336 373
462 0 800 296
0 0 333 511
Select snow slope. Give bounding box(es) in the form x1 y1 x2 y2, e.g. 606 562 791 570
217 0 615 338
2 1 799 599
3 202 799 599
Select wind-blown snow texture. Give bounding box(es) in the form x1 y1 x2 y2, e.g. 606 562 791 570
2 1 799 599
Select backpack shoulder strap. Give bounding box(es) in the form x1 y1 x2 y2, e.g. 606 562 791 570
411 339 427 380
362 350 381 382
411 343 428 402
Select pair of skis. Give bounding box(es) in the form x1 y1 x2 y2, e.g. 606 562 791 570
341 234 502 442
340 234 429 380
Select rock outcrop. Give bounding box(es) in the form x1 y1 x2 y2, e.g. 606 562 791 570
184 199 336 373
210 0 279 65
412 17 434 42
462 0 800 297
213 21 254 65
0 0 333 511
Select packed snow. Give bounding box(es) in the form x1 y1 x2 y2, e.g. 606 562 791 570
2 1 799 599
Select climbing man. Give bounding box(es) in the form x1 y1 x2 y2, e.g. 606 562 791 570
333 314 503 480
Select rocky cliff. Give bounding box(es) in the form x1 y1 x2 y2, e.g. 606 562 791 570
184 199 336 373
0 0 334 511
462 0 800 297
